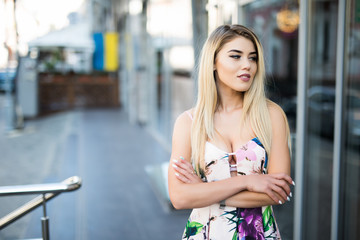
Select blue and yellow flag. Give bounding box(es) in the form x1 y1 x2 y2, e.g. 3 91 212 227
93 32 118 71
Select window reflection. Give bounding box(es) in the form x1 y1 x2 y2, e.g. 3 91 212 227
308 86 335 138
303 0 338 239
341 0 360 238
243 1 299 132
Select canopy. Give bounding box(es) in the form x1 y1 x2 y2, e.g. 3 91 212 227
28 22 94 51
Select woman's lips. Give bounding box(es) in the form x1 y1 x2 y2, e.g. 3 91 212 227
238 74 251 82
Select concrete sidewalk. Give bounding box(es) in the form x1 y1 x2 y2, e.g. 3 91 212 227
0 107 189 240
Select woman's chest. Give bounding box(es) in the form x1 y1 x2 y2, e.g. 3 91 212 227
203 139 267 182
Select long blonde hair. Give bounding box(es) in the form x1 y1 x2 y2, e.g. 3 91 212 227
191 24 288 174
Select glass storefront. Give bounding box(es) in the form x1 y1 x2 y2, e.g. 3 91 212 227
240 1 299 239
303 0 338 238
340 0 360 238
238 0 359 239
240 0 359 238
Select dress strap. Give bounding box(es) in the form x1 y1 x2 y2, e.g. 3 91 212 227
186 111 193 121
230 164 237 172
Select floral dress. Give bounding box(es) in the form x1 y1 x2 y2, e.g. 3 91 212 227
182 137 281 240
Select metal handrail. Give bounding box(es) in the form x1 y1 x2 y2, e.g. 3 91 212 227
0 176 81 196
0 176 82 239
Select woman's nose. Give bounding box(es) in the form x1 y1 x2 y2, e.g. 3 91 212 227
241 58 251 70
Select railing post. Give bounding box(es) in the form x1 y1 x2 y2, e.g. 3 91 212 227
41 216 50 240
41 194 50 240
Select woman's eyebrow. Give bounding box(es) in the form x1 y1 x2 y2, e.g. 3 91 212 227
227 49 257 55
228 49 242 54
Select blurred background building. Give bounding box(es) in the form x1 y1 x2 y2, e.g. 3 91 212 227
0 0 359 239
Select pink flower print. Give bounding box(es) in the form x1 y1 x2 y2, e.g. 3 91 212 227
235 140 257 162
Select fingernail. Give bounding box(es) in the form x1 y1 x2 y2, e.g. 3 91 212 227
289 192 292 197
175 172 179 176
172 159 178 163
292 181 296 186
180 156 185 160
287 197 290 201
172 164 178 168
279 200 283 205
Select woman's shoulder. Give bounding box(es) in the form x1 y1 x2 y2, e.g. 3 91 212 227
267 100 286 116
172 109 194 143
174 108 194 129
177 108 195 121
266 100 288 128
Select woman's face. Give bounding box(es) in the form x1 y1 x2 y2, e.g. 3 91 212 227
214 36 258 93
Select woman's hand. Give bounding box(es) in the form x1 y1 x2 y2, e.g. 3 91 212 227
246 173 294 204
172 157 203 184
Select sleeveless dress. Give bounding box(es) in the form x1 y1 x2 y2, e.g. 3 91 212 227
182 114 281 240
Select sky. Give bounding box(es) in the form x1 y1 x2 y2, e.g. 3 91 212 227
16 0 85 42
0 0 85 67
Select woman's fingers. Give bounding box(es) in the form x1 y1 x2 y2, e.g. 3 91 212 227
273 178 291 197
247 174 293 205
265 189 282 204
172 161 191 176
174 171 191 183
172 157 202 184
270 184 288 204
179 157 196 173
263 182 288 204
272 173 295 186
173 158 193 176
269 173 294 198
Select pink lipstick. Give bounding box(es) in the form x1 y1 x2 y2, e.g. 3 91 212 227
238 74 251 82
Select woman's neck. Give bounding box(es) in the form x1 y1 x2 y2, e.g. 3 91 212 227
217 90 244 113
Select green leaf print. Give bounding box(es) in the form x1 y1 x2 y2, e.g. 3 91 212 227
184 220 204 239
262 206 274 232
232 229 238 240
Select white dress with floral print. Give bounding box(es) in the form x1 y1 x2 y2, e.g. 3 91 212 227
182 138 281 240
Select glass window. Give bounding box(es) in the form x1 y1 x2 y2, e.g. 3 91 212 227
303 0 338 239
147 0 193 142
340 0 360 238
242 0 299 238
242 0 299 131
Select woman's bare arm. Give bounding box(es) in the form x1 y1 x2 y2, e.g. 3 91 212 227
174 156 292 208
168 112 248 209
168 110 293 209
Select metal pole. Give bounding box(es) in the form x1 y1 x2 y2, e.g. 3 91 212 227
41 216 50 240
294 0 309 239
331 0 348 239
41 194 50 240
191 0 208 96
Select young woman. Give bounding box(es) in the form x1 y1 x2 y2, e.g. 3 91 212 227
168 24 294 239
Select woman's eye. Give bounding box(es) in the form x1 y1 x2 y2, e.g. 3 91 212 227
249 56 258 62
230 55 240 59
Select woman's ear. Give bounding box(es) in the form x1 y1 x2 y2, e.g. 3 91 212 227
213 69 218 81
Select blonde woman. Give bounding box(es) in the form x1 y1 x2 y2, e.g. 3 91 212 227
168 24 294 239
